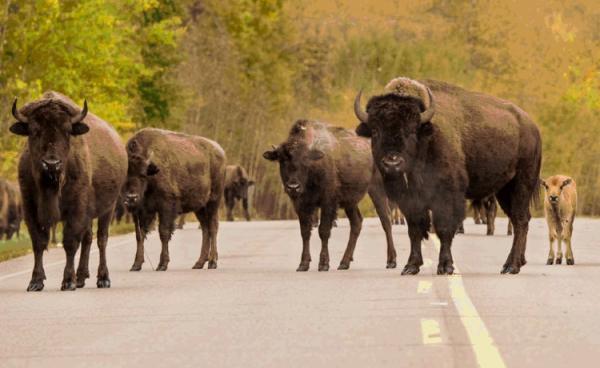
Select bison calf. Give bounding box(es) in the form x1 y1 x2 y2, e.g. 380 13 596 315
263 120 396 271
541 175 577 265
224 165 254 221
123 128 226 271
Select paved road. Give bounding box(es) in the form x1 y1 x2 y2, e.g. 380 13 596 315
0 217 599 368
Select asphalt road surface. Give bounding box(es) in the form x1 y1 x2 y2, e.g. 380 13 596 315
1 217 599 368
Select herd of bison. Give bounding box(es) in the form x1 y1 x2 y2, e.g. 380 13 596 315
0 78 578 292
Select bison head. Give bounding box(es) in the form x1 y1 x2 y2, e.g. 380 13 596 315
9 98 89 189
263 141 324 198
228 166 255 200
123 140 159 209
541 176 573 206
353 85 434 180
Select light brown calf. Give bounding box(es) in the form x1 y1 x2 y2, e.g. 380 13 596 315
541 175 577 265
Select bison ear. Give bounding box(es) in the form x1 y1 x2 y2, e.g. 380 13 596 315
355 122 371 137
9 122 29 136
263 150 279 161
71 122 90 136
147 162 160 176
418 121 433 139
307 149 324 161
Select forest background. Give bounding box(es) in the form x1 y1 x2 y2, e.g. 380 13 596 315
0 0 598 219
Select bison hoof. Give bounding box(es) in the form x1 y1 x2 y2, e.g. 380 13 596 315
401 264 420 275
296 263 310 272
76 279 86 288
318 264 329 272
27 280 44 292
500 265 520 274
337 263 350 270
487 231 494 236
386 261 397 269
507 231 513 236
130 263 142 272
437 264 454 275
61 281 77 291
566 258 575 265
556 257 562 265
97 278 111 288
546 258 554 265
192 260 205 269
208 261 217 269
156 264 168 271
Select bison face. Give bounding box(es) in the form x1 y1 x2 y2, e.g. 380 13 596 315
541 177 572 206
263 143 324 198
354 91 434 180
232 177 254 199
123 153 160 209
9 99 89 189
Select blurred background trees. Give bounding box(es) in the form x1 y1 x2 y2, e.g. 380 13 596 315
0 0 598 217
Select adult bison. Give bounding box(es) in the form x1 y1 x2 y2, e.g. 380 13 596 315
10 91 127 291
123 128 226 271
354 78 541 275
0 179 9 239
4 181 23 240
263 120 396 271
224 165 254 221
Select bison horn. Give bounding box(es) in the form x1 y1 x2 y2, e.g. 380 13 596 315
71 99 88 124
11 99 28 123
271 144 277 150
354 90 369 123
420 87 435 123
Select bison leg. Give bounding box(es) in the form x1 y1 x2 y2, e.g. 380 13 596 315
507 219 513 236
130 214 145 271
402 214 428 275
193 208 210 269
61 224 84 291
371 191 396 268
242 198 251 221
207 200 220 269
96 212 112 287
297 211 313 271
225 194 235 222
27 227 50 292
497 183 533 274
156 209 175 271
547 233 555 265
555 232 563 265
176 214 186 229
76 227 93 288
485 198 497 236
339 206 362 270
317 209 334 272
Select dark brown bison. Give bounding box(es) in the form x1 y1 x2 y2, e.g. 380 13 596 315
224 165 254 221
0 179 9 238
10 91 127 291
123 128 226 271
263 120 396 271
4 181 23 240
354 78 541 275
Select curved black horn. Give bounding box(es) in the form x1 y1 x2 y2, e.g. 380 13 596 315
71 99 88 124
11 99 28 123
354 90 369 123
420 87 435 123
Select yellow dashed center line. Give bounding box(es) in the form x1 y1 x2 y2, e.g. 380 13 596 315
421 318 442 344
430 234 506 368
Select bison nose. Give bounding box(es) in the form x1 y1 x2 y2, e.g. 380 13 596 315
381 153 405 169
549 195 559 203
41 158 62 172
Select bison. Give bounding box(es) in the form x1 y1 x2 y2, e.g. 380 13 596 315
4 181 23 240
10 91 127 291
354 78 542 275
0 179 9 239
224 165 255 221
541 175 577 265
123 128 226 271
263 120 396 271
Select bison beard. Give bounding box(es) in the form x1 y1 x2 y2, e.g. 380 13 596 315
355 78 542 275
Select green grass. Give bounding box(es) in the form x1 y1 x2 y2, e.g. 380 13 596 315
0 221 135 263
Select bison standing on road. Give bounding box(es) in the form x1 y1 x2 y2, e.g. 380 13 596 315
123 128 226 271
10 92 128 291
354 78 542 275
224 165 254 221
0 180 9 239
4 181 23 240
541 175 577 265
263 120 396 271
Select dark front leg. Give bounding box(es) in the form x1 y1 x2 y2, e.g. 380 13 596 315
485 199 497 236
156 209 176 271
242 198 251 221
317 207 336 272
225 193 234 221
61 222 85 291
402 216 426 275
130 214 145 271
76 227 93 288
297 212 313 272
206 200 220 269
368 186 397 269
27 226 50 292
193 208 210 269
